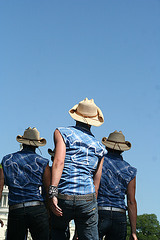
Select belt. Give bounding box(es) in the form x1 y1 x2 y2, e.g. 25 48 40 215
98 206 126 213
10 201 44 211
58 193 96 201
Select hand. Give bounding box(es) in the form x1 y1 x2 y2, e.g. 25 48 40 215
50 196 63 217
0 219 4 227
73 235 78 240
72 230 78 240
129 233 137 240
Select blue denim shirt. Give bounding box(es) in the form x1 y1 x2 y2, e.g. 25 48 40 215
57 126 105 195
97 152 137 210
2 150 49 205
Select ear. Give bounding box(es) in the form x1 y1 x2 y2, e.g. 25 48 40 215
125 141 131 148
69 104 78 114
97 107 104 123
102 137 107 142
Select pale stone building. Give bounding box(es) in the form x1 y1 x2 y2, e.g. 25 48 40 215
0 186 8 240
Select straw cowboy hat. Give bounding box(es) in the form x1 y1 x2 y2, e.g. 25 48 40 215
102 130 131 151
69 98 104 127
16 127 46 147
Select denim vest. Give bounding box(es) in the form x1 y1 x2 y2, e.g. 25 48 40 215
57 126 105 195
97 152 137 209
2 150 49 205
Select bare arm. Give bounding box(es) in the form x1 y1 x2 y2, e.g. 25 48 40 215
51 129 66 186
42 164 51 211
51 129 66 216
43 164 51 193
127 177 137 240
93 157 104 198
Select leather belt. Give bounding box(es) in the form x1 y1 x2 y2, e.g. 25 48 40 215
98 206 126 213
58 193 96 201
9 201 44 211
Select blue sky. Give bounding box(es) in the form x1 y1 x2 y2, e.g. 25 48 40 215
1 1 160 221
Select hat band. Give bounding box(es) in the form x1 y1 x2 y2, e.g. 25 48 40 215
106 140 124 151
107 139 126 144
19 138 41 147
76 110 98 118
19 137 42 142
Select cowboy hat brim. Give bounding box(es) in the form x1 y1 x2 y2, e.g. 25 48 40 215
102 137 131 151
69 104 104 127
16 135 46 147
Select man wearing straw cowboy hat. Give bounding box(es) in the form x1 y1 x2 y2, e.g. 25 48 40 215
97 130 137 240
49 98 105 240
1 127 51 240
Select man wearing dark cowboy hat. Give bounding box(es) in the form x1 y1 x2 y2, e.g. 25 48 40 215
97 130 137 240
0 164 4 228
49 98 105 240
0 127 51 240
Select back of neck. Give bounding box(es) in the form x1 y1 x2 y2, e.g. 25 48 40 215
22 144 36 153
76 121 91 131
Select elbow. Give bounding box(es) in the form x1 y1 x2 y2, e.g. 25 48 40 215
0 186 3 195
127 198 137 210
53 159 64 169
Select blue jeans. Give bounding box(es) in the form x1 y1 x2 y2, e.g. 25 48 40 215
51 196 99 240
98 210 127 240
7 205 49 240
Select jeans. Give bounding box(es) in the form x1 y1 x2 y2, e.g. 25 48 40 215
7 204 49 240
98 210 127 240
51 196 99 240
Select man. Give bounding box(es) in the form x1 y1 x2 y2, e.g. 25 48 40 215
0 164 4 227
1 127 51 240
49 98 105 240
97 130 137 240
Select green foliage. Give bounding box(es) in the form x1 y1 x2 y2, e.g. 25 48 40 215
126 219 131 240
127 213 160 240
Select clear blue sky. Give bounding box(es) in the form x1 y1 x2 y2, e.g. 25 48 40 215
1 0 160 221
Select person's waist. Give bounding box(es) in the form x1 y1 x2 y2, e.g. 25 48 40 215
9 201 44 211
8 191 44 203
98 206 126 213
58 193 96 201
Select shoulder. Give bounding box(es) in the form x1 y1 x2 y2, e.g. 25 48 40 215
88 138 106 158
1 152 21 167
2 154 11 161
57 126 74 134
2 152 17 161
98 141 106 151
96 140 106 154
120 158 137 181
103 153 113 166
123 159 137 171
56 126 76 141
